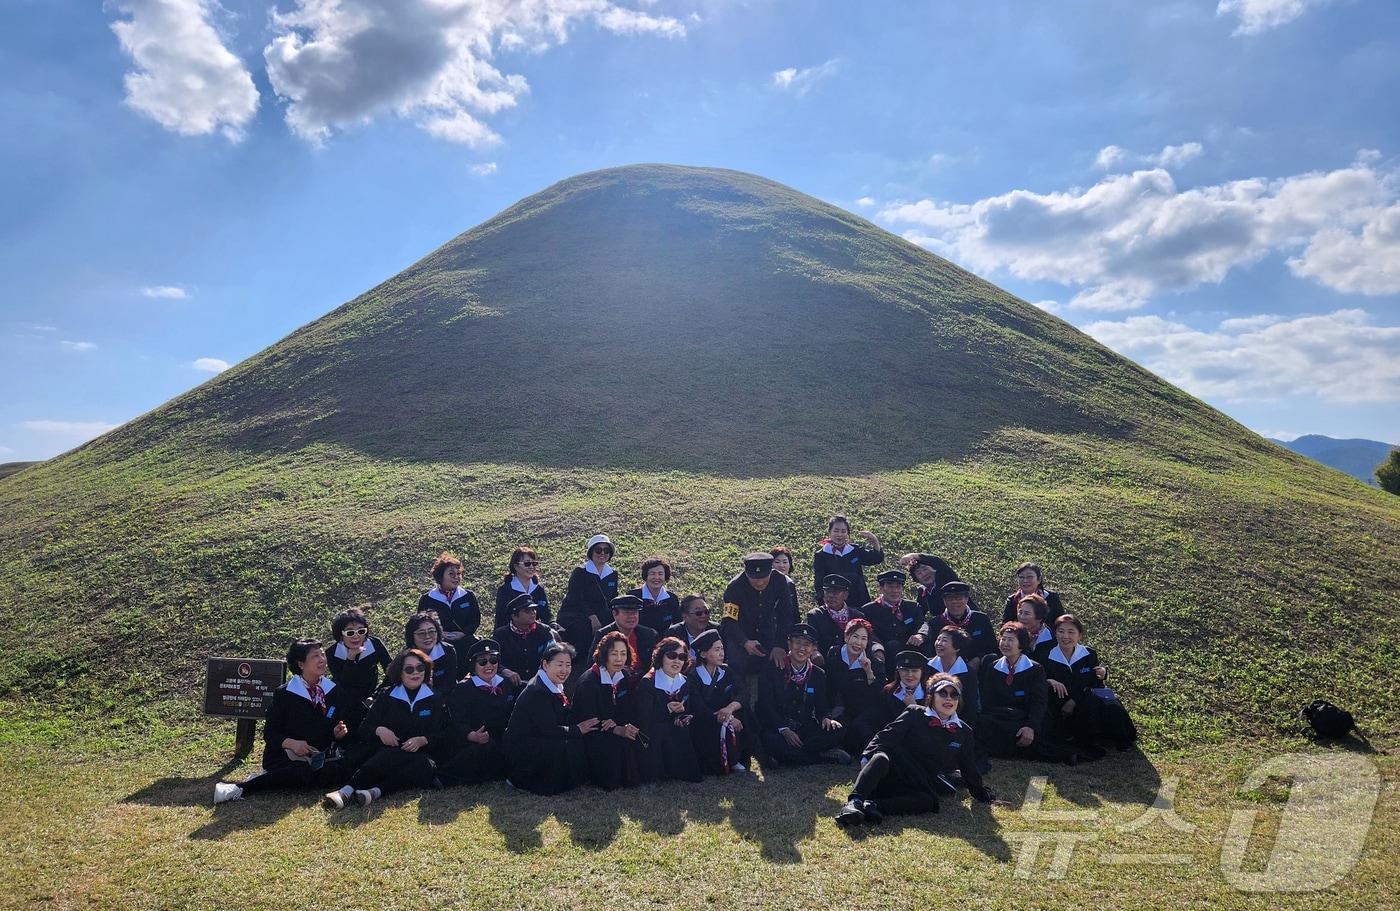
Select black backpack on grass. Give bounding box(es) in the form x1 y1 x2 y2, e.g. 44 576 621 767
1300 700 1356 739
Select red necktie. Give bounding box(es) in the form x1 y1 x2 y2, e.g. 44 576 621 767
476 680 501 696
308 683 326 715
1005 664 1016 686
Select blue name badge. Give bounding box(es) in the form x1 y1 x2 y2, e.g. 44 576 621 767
1080 667 1094 673
950 741 962 749
903 616 913 625
806 687 815 694
971 630 982 636
1014 690 1026 697
326 706 336 718
419 709 432 717
850 557 860 565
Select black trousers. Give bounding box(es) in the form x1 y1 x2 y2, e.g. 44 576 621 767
437 740 506 786
349 748 436 794
849 750 950 816
240 759 348 793
760 721 843 766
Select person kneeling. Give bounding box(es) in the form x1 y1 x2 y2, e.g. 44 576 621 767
836 673 996 828
757 624 849 767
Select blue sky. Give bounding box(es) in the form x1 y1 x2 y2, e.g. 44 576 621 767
2 0 1398 461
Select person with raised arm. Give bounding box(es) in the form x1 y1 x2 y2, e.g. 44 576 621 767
811 515 883 608
898 552 968 620
503 641 596 794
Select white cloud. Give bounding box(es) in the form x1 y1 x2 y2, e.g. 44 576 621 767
879 154 1399 310
142 284 189 299
30 325 57 332
60 341 97 352
1095 142 1203 171
21 420 120 439
1218 0 1331 35
1260 429 1303 441
470 162 499 176
855 196 876 208
108 0 259 140
192 357 230 373
264 0 684 147
771 58 840 97
1084 309 1400 404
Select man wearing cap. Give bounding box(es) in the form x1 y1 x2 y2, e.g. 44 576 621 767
441 639 516 785
914 580 997 667
720 552 795 700
805 574 871 662
591 594 657 675
757 624 849 766
492 594 560 681
862 569 925 660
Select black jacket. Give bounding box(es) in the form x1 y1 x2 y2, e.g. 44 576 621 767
918 608 999 659
861 597 925 652
978 656 1049 735
492 621 557 681
630 586 682 634
493 579 552 628
1002 589 1065 623
666 620 720 658
721 572 792 652
757 661 834 732
359 684 448 748
590 622 658 674
503 675 583 753
419 587 482 641
572 666 640 728
325 637 391 702
1042 645 1103 700
260 678 354 770
446 674 519 742
812 544 884 607
823 645 886 720
862 705 992 802
560 566 621 626
907 555 964 616
805 605 869 659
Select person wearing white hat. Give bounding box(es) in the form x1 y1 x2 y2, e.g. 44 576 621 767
559 533 621 664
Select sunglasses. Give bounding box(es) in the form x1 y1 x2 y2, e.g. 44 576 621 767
342 628 368 638
402 664 427 675
475 656 499 666
661 651 685 661
519 560 539 567
932 687 961 698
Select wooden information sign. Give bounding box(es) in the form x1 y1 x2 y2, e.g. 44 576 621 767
204 657 286 756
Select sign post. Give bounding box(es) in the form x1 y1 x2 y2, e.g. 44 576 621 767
203 657 286 757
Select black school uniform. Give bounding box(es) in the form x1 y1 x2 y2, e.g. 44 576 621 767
907 554 965 616
350 683 447 794
812 543 884 608
917 608 999 662
720 571 790 684
241 676 354 793
420 586 483 643
756 660 843 766
667 620 720 660
493 621 556 681
494 578 552 628
686 664 751 775
440 673 517 785
850 706 993 816
977 654 1072 762
1042 644 1137 749
631 585 681 635
804 605 870 660
502 672 588 795
1027 626 1055 662
573 665 641 790
590 622 658 676
861 597 926 656
421 642 459 697
824 645 888 753
1002 588 1065 624
635 670 702 783
927 654 981 730
872 680 925 736
559 563 621 657
325 637 391 730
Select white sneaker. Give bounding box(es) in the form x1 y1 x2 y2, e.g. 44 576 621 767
353 789 375 807
323 790 347 810
213 782 243 804
730 763 750 773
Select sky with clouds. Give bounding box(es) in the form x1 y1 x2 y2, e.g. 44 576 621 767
2 0 1397 461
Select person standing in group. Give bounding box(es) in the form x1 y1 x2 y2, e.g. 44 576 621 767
591 595 657 675
862 569 924 661
1003 562 1064 624
914 580 997 666
418 552 482 645
720 553 792 705
559 534 621 662
635 638 703 783
769 545 803 631
440 639 516 786
573 631 642 790
811 515 883 608
805 574 869 662
631 557 681 634
667 594 719 659
493 545 551 629
325 607 390 731
503 642 597 794
492 595 555 683
404 612 458 697
756 624 848 767
686 629 751 775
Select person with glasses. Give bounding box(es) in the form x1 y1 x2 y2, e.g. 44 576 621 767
324 648 446 809
503 641 597 794
441 639 516 785
1002 562 1064 624
325 607 391 730
756 624 849 767
686 628 751 775
666 594 719 659
811 515 884 610
559 533 621 662
630 557 681 634
635 637 703 783
403 612 459 696
493 545 552 629
491 594 556 683
214 638 353 804
835 673 996 829
574 631 642 790
590 595 657 676
418 551 482 645
825 618 886 754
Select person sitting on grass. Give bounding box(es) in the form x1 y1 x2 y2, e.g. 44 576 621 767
1002 562 1064 624
977 622 1077 764
876 650 929 731
631 556 682 634
1043 613 1136 754
502 641 597 795
757 624 849 767
805 574 870 663
927 625 980 733
913 580 997 666
1015 594 1055 659
573 631 642 790
492 595 555 683
325 607 390 732
635 637 703 783
440 639 516 786
835 672 997 829
418 551 481 645
862 570 925 659
214 638 353 805
686 628 751 776
404 611 458 696
324 648 446 809
590 594 657 676
493 545 551 629
824 618 886 755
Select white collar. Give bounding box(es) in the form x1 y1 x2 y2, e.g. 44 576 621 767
922 707 964 728
332 638 376 661
653 669 686 693
1047 643 1090 667
894 683 924 701
510 576 539 594
822 542 855 556
584 561 615 579
1033 626 1053 645
839 645 864 669
599 667 627 686
695 665 724 685
993 654 1034 674
390 683 433 707
427 642 446 661
426 586 467 605
287 674 335 700
641 584 669 601
928 654 968 675
472 673 505 688
535 669 563 694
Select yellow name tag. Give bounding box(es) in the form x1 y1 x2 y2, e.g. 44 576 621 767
722 602 741 621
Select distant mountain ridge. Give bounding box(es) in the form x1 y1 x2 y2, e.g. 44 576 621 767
1270 434 1396 486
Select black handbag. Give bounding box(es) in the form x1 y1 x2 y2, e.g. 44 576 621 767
1300 700 1356 738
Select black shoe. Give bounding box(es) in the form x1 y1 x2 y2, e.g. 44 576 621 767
1065 751 1080 766
1084 744 1107 760
835 799 866 829
859 800 884 825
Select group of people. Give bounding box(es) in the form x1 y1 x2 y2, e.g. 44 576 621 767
213 516 1137 829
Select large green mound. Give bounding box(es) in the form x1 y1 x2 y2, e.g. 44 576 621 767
1 164 1396 742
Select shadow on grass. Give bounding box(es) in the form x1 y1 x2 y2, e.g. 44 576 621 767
122 754 318 841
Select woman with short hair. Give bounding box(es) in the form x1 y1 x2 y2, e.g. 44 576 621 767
503 642 597 794
404 611 458 696
631 557 681 633
1002 562 1064 624
418 551 482 644
559 534 622 660
977 622 1075 763
928 625 980 732
686 629 751 775
825 618 886 754
1044 613 1136 754
573 631 642 790
493 545 552 628
325 607 391 730
636 637 703 783
811 515 883 608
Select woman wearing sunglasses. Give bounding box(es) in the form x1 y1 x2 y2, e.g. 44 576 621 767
559 533 621 663
493 545 552 629
324 648 446 809
325 607 391 731
418 551 482 645
636 637 703 783
574 631 642 790
503 641 597 794
835 672 996 828
441 639 517 785
404 611 458 696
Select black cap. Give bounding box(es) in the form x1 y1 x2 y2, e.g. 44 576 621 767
691 629 721 655
895 650 926 670
466 639 502 662
507 593 541 616
743 553 774 576
610 594 644 612
787 623 819 643
820 574 850 591
877 570 907 586
941 580 971 595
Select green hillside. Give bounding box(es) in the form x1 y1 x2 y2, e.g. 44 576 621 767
1 164 1397 743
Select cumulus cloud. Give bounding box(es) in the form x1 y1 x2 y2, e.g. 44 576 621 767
263 0 685 146
878 154 1400 310
470 162 499 176
1084 309 1400 404
60 341 97 352
1095 142 1203 171
108 0 260 140
192 357 230 373
772 58 840 97
21 420 120 439
855 196 876 208
142 284 189 299
1218 0 1331 35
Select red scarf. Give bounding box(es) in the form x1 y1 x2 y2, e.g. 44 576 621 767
474 677 501 696
881 597 905 624
939 607 972 629
308 682 327 715
509 621 538 638
785 658 811 686
929 715 960 733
